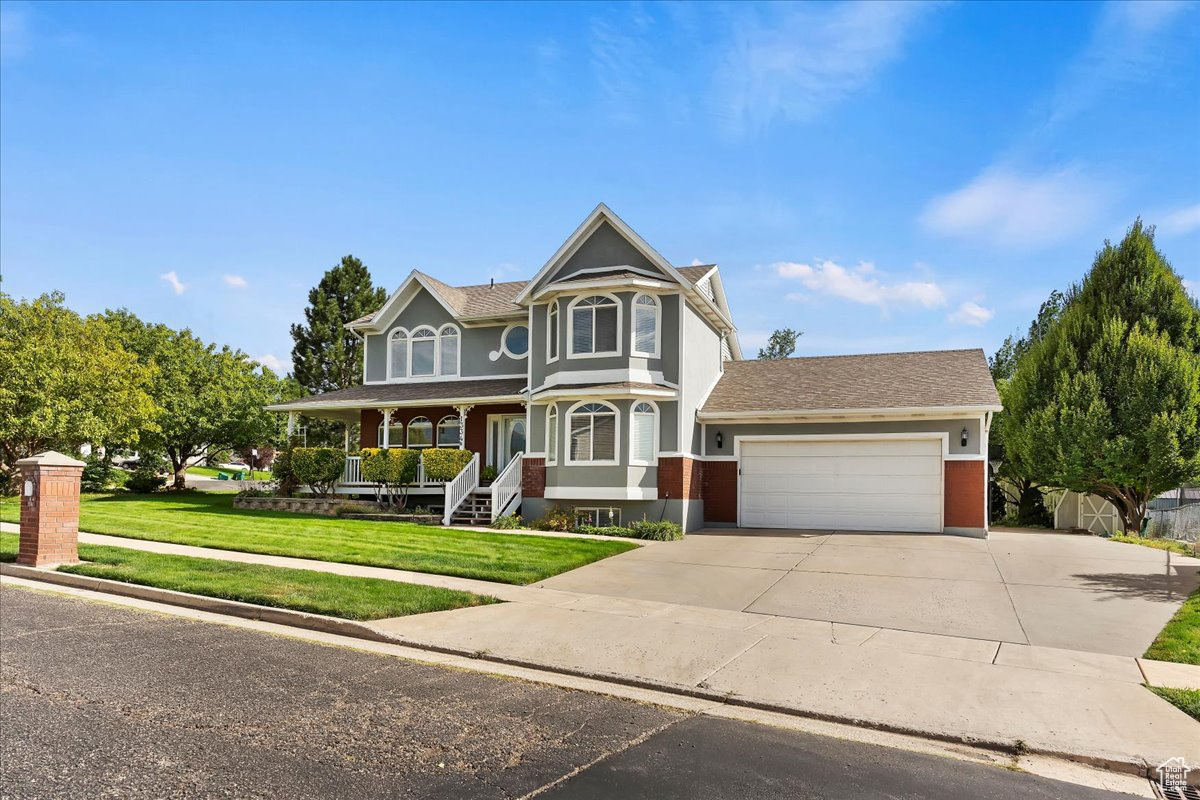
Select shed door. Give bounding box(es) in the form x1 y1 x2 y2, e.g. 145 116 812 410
738 438 944 532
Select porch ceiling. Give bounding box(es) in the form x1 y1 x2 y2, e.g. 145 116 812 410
266 378 528 414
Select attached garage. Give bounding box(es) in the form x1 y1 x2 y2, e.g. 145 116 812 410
738 436 944 532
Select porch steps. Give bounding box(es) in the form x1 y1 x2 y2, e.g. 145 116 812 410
450 490 493 526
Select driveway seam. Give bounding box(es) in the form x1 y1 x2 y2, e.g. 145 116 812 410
988 541 1033 647
693 634 771 689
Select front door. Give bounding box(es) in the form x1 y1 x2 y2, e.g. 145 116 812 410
487 414 526 473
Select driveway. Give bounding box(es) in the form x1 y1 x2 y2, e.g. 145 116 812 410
536 528 1200 657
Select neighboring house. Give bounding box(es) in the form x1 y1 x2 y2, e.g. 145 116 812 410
268 204 1001 535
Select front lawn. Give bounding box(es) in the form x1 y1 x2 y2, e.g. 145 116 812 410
0 532 494 620
0 493 635 585
187 465 273 481
1150 687 1200 721
1144 586 1200 665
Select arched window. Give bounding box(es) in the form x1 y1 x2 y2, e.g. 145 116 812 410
377 418 404 448
630 401 657 464
568 295 620 357
567 401 618 464
437 415 461 448
547 302 559 361
409 327 437 377
546 405 558 465
407 416 434 448
631 294 659 357
388 329 408 380
438 324 460 376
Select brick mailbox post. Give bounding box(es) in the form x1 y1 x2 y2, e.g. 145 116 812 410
16 451 85 567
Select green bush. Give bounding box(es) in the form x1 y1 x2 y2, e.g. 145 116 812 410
290 447 346 497
529 506 574 532
126 466 166 494
360 448 420 484
81 457 115 493
577 524 635 538
490 514 523 530
481 465 499 482
421 448 473 481
629 518 684 541
271 448 299 497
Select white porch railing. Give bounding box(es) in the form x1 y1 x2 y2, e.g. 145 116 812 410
442 452 480 526
489 454 523 522
340 454 432 487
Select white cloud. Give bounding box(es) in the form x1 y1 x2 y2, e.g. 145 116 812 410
716 1 937 134
775 259 946 310
920 167 1107 247
947 301 995 327
223 274 248 288
255 354 288 374
160 271 188 295
1159 204 1200 236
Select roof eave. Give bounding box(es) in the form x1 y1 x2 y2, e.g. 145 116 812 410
697 404 1003 422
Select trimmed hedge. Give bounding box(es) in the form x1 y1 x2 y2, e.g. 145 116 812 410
290 447 346 497
360 448 419 485
421 448 473 482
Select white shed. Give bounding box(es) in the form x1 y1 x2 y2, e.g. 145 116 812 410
1054 491 1122 535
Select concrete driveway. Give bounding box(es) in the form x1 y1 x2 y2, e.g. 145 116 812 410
536 528 1200 657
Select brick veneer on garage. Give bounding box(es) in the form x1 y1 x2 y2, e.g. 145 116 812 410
18 457 84 567
700 460 738 524
521 457 546 498
657 457 703 500
944 460 986 528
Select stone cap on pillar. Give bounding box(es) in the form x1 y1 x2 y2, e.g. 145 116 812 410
16 451 87 468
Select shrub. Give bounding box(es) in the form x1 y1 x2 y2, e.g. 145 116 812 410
480 465 499 482
530 506 574 532
290 447 346 497
421 448 473 482
126 466 167 494
629 518 684 541
490 514 523 530
236 487 273 498
272 448 299 497
360 448 420 510
577 524 635 538
334 502 374 517
81 457 115 493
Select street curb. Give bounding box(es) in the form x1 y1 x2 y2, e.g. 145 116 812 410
0 562 1163 782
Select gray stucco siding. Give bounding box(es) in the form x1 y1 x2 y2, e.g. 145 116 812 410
701 418 984 457
521 498 700 531
548 220 666 283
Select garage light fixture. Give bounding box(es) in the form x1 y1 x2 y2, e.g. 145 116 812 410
715 431 724 450
960 427 969 448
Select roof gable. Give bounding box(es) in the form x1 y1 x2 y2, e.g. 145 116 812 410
350 270 526 332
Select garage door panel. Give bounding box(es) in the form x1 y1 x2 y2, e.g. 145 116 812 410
739 438 944 533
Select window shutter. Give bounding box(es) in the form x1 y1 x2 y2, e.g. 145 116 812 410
592 414 616 460
595 305 618 352
572 308 594 354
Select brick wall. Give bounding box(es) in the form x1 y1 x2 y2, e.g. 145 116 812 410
700 460 737 524
522 457 545 498
944 460 985 528
657 457 703 500
358 404 527 453
18 463 83 567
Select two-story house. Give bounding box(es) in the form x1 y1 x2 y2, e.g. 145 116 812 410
269 204 1001 536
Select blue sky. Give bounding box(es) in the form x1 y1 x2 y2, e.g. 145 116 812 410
2 0 1197 372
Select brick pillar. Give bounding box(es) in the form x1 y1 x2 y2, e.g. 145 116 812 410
16 451 85 567
522 457 545 498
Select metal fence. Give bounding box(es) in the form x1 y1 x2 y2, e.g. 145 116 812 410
1144 502 1200 543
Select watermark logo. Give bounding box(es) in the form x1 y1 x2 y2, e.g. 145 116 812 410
1157 757 1192 792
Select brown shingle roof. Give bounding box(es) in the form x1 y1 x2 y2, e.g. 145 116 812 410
675 264 716 284
267 378 527 410
417 272 527 318
700 349 1000 416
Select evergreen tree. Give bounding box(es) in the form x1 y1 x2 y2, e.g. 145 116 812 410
290 255 386 393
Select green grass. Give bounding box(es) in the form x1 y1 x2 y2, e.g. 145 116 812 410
1110 533 1196 557
0 531 494 620
1150 686 1200 721
1144 587 1200 665
186 465 273 481
0 493 635 585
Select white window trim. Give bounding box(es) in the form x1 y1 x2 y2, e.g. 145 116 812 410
406 416 434 448
438 323 461 377
630 293 660 358
436 415 461 448
407 326 439 378
489 323 530 361
565 399 620 466
629 399 659 466
546 405 558 465
386 327 410 382
387 324 461 381
567 293 622 359
574 507 622 528
546 301 559 364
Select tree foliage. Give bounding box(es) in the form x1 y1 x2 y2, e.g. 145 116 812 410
758 328 802 360
1001 220 1200 532
0 292 156 489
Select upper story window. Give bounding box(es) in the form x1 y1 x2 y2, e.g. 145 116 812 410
388 324 460 380
407 416 434 448
567 401 618 464
569 294 620 358
632 294 659 357
546 405 558 465
547 302 559 362
437 415 461 448
630 401 657 464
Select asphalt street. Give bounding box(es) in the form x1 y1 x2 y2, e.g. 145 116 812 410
0 585 1135 799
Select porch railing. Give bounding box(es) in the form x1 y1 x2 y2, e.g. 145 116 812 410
442 452 480 526
489 454 523 522
340 454 431 486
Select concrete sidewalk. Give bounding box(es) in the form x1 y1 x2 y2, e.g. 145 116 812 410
5 522 1198 778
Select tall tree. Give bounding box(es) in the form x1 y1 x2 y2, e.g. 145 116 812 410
104 311 281 489
0 293 156 489
1002 220 1200 533
758 328 802 359
290 255 386 393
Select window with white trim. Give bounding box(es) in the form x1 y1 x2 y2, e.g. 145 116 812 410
569 295 619 356
547 302 559 361
389 330 408 379
568 402 617 463
377 419 404 448
632 294 659 357
630 401 656 464
546 405 558 465
407 416 433 448
439 324 459 376
409 328 437 377
436 416 461 448
388 324 460 379
575 507 621 528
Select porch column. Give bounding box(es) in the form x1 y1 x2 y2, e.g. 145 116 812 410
455 404 473 449
344 424 351 453
287 411 297 440
379 408 392 448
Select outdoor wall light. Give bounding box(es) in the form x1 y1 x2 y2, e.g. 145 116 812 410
716 431 724 450
960 427 969 448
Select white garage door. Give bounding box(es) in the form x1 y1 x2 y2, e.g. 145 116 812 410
739 438 943 533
